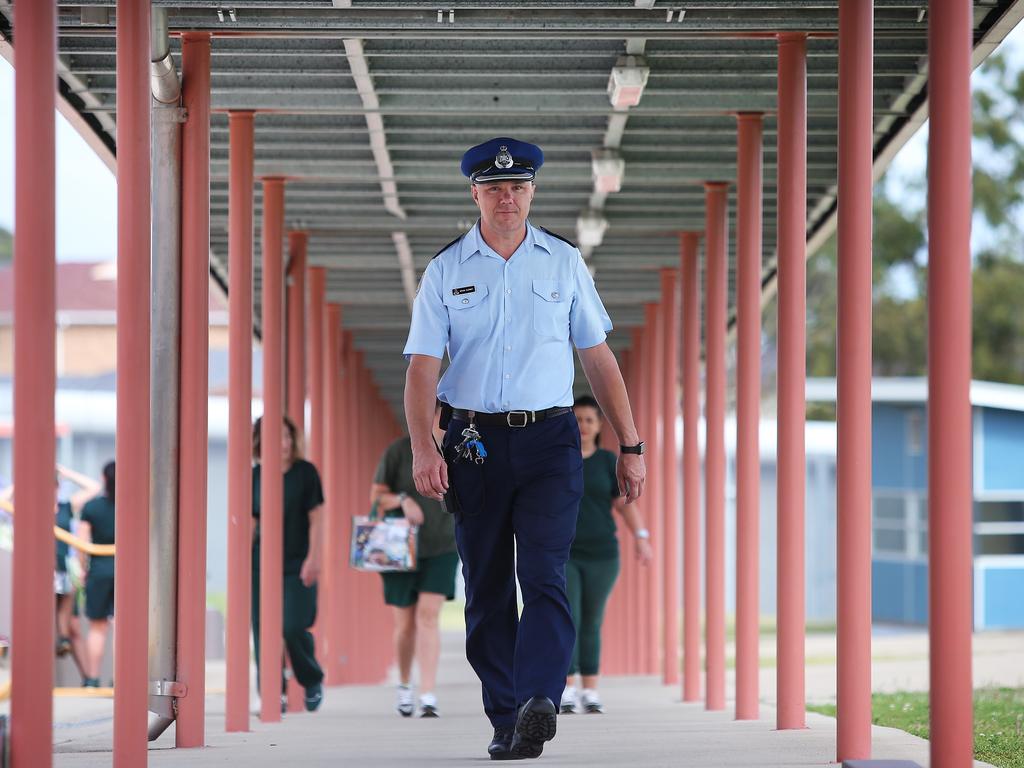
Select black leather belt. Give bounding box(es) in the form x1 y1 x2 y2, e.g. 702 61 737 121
450 406 572 428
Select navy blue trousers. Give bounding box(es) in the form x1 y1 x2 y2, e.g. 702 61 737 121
446 411 583 728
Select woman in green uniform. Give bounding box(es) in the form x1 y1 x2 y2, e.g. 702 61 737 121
561 396 653 714
78 461 116 688
370 406 458 719
251 416 325 712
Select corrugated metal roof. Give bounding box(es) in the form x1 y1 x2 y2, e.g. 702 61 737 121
1 1 1020 415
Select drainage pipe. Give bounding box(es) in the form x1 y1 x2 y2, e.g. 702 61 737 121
148 4 182 742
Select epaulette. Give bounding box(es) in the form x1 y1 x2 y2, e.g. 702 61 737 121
540 227 577 249
432 234 465 260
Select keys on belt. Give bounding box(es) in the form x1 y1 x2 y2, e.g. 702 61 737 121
453 422 487 465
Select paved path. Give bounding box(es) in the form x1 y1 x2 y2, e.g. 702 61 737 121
44 628 1019 767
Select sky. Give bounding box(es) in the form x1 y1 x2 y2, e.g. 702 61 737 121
0 58 117 261
0 24 1023 263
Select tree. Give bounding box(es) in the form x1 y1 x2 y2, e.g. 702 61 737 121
0 226 10 264
796 49 1024 389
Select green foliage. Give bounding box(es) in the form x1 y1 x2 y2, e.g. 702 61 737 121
0 226 11 264
800 49 1024 386
808 688 1024 768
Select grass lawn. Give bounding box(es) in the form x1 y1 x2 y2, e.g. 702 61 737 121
808 688 1024 768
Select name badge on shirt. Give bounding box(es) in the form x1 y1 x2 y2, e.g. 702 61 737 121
452 285 476 296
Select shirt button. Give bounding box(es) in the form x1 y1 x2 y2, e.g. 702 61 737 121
505 346 512 351
551 291 559 300
462 298 470 304
504 373 511 379
506 289 512 295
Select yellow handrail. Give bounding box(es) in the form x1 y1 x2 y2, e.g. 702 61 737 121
0 499 116 557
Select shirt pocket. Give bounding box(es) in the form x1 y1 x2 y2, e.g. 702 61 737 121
443 285 490 340
532 279 570 341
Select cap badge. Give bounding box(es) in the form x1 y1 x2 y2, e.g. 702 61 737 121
494 145 514 170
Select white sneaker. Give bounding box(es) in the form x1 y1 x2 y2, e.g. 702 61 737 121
560 686 578 714
418 691 439 718
581 688 604 714
396 684 414 717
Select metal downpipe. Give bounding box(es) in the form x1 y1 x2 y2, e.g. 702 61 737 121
148 4 182 742
150 8 180 105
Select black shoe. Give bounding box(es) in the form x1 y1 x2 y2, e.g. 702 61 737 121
304 683 323 712
488 726 520 761
82 677 100 688
510 696 557 759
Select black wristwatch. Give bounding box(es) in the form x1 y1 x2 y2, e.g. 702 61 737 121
620 441 645 455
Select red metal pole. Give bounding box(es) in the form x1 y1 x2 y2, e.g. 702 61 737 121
335 333 358 683
177 32 212 748
259 178 286 722
308 268 327 666
323 304 343 684
308 268 327 471
735 113 763 722
283 230 308 715
114 6 152 763
10 2 56 765
776 32 808 730
628 328 645 673
680 232 702 702
704 182 728 712
287 231 308 432
660 269 681 686
642 303 663 675
225 110 254 734
837 1 873 759
928 3 974 766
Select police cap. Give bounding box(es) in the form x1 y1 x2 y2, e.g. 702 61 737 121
461 137 544 184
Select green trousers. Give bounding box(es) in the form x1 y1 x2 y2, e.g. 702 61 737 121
251 545 324 690
565 553 620 676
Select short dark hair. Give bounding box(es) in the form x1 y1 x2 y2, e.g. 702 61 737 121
102 461 116 504
573 394 602 416
252 415 303 463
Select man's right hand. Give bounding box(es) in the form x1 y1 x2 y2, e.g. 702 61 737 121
412 447 448 501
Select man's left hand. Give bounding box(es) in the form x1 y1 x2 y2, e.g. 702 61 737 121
300 557 320 587
617 453 646 503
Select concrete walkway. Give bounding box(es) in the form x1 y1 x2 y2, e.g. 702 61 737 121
44 627 1020 767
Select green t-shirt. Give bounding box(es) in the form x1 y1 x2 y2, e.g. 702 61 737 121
570 449 621 560
252 459 325 574
81 495 115 575
55 501 73 572
373 436 456 559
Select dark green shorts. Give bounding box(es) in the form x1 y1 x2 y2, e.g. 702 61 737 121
84 572 115 620
381 551 459 607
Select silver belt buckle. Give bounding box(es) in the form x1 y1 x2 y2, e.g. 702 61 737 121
506 410 529 428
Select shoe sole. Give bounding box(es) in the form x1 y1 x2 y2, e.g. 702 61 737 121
559 704 576 714
419 708 439 718
511 706 557 759
490 751 525 761
397 707 414 717
583 705 603 714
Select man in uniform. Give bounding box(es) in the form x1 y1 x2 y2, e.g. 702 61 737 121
403 137 646 761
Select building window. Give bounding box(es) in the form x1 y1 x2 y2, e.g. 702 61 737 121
974 501 1024 556
873 493 928 559
906 409 924 456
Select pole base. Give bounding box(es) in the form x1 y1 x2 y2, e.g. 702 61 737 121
843 762 924 768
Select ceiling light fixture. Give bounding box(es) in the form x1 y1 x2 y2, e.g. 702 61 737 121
576 210 609 250
607 55 650 109
591 148 625 194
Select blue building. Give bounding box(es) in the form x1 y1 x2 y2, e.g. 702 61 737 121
810 377 1024 629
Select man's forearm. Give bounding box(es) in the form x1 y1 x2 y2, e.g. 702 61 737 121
405 356 441 451
581 344 640 446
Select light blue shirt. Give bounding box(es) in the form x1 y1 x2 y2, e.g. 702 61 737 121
403 221 613 413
